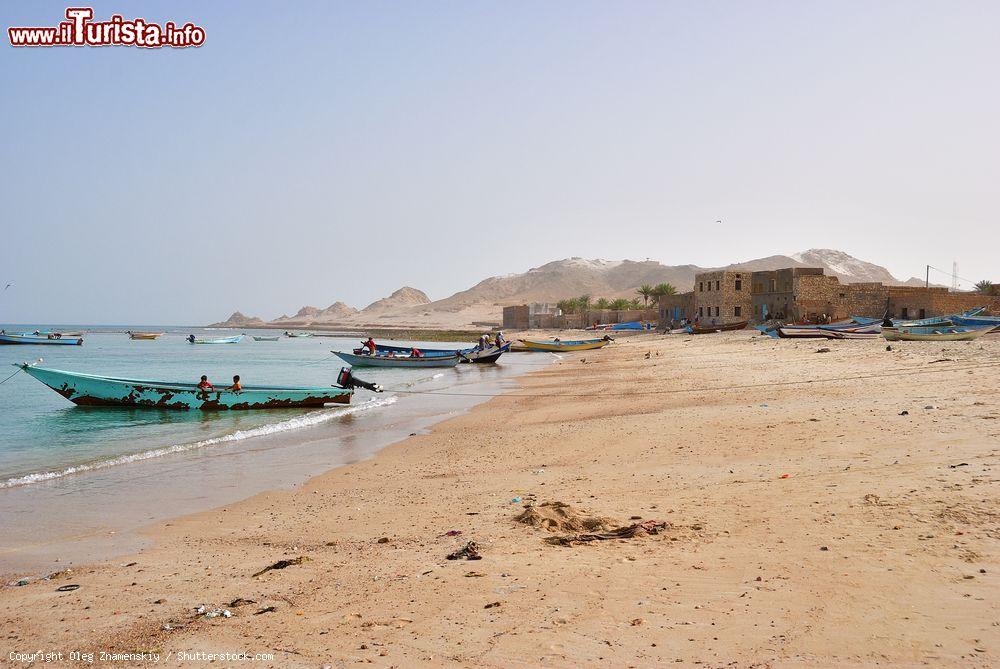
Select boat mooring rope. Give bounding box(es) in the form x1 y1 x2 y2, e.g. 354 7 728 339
0 367 23 387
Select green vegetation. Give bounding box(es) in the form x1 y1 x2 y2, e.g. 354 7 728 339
558 286 677 314
975 279 994 294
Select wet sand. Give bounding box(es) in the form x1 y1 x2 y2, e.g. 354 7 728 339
1 331 998 668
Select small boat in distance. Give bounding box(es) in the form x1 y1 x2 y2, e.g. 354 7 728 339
253 335 281 342
363 341 510 363
187 334 244 344
128 331 164 340
332 350 464 368
686 320 749 335
15 364 374 410
517 337 612 352
882 326 993 342
284 331 313 338
0 333 83 346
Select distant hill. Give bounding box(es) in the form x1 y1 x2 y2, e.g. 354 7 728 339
209 249 924 329
209 311 267 328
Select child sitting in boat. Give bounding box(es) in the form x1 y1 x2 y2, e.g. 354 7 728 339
197 375 214 391
411 347 423 358
226 375 242 391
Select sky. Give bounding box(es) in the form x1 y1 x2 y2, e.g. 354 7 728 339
2 0 997 324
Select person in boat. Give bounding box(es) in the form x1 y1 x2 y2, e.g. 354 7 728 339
494 331 506 348
197 375 214 391
478 334 489 350
882 313 893 328
411 347 423 358
226 375 242 391
362 337 376 355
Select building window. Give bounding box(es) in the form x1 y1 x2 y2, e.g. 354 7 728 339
734 306 742 317
919 308 926 319
901 308 909 319
769 279 776 292
715 280 720 290
715 306 720 317
707 282 711 291
699 282 703 292
735 279 742 291
699 307 704 317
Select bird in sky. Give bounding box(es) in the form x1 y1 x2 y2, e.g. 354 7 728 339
3 283 11 291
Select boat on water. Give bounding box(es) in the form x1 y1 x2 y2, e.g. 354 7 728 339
14 364 383 410
253 335 281 342
332 350 464 367
362 341 510 363
284 331 313 338
516 337 612 352
187 334 244 344
0 333 83 346
882 326 994 342
128 331 164 340
686 320 748 335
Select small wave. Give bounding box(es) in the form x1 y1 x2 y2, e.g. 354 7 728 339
0 395 397 489
432 373 445 379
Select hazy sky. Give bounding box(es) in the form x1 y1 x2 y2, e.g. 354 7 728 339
2 1 997 324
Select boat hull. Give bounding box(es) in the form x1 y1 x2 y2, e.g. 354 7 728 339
332 351 463 367
369 342 510 363
686 321 748 335
190 335 244 344
518 338 610 352
0 334 83 345
129 332 163 340
253 336 280 341
882 326 993 342
20 366 351 410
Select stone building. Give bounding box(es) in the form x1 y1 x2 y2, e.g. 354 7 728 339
501 305 529 330
658 292 694 324
692 270 753 325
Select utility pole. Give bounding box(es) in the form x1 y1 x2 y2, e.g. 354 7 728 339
926 265 930 289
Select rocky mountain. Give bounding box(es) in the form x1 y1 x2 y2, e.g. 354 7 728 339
209 249 919 329
209 311 267 328
360 287 431 313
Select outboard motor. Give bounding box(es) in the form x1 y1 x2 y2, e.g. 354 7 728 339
337 367 383 393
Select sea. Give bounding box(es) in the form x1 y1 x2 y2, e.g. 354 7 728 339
0 325 541 575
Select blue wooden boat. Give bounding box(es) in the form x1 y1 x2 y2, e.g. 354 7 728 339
332 350 463 367
187 334 244 344
950 314 1000 329
364 341 510 363
0 333 83 345
16 364 355 410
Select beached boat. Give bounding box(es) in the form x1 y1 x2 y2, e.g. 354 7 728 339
187 335 244 344
128 331 164 340
517 337 612 352
332 350 464 367
253 335 281 342
950 314 1000 330
365 341 510 363
284 332 313 338
0 333 83 346
776 328 844 339
882 326 993 342
686 320 748 335
16 364 356 410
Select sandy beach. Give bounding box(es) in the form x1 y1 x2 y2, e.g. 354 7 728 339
2 331 998 668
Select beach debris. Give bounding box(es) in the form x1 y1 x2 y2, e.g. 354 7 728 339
14 578 30 587
446 541 482 561
930 358 954 364
863 494 883 506
819 546 829 551
484 601 501 609
464 571 486 578
779 473 791 479
252 556 311 578
924 405 937 410
815 347 831 353
899 410 909 416
442 530 463 537
377 537 390 544
55 584 80 592
630 618 645 626
886 345 893 351
510 497 522 504
154 599 166 604
514 501 615 533
949 463 970 468
544 520 669 547
228 597 256 607
254 606 277 615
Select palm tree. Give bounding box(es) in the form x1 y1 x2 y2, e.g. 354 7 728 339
577 295 592 311
636 284 654 307
610 298 632 311
594 298 611 310
652 282 677 298
975 280 994 294
557 298 577 314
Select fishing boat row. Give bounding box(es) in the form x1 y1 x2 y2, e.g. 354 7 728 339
14 363 380 411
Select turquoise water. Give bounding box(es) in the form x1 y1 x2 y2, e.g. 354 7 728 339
0 325 473 487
